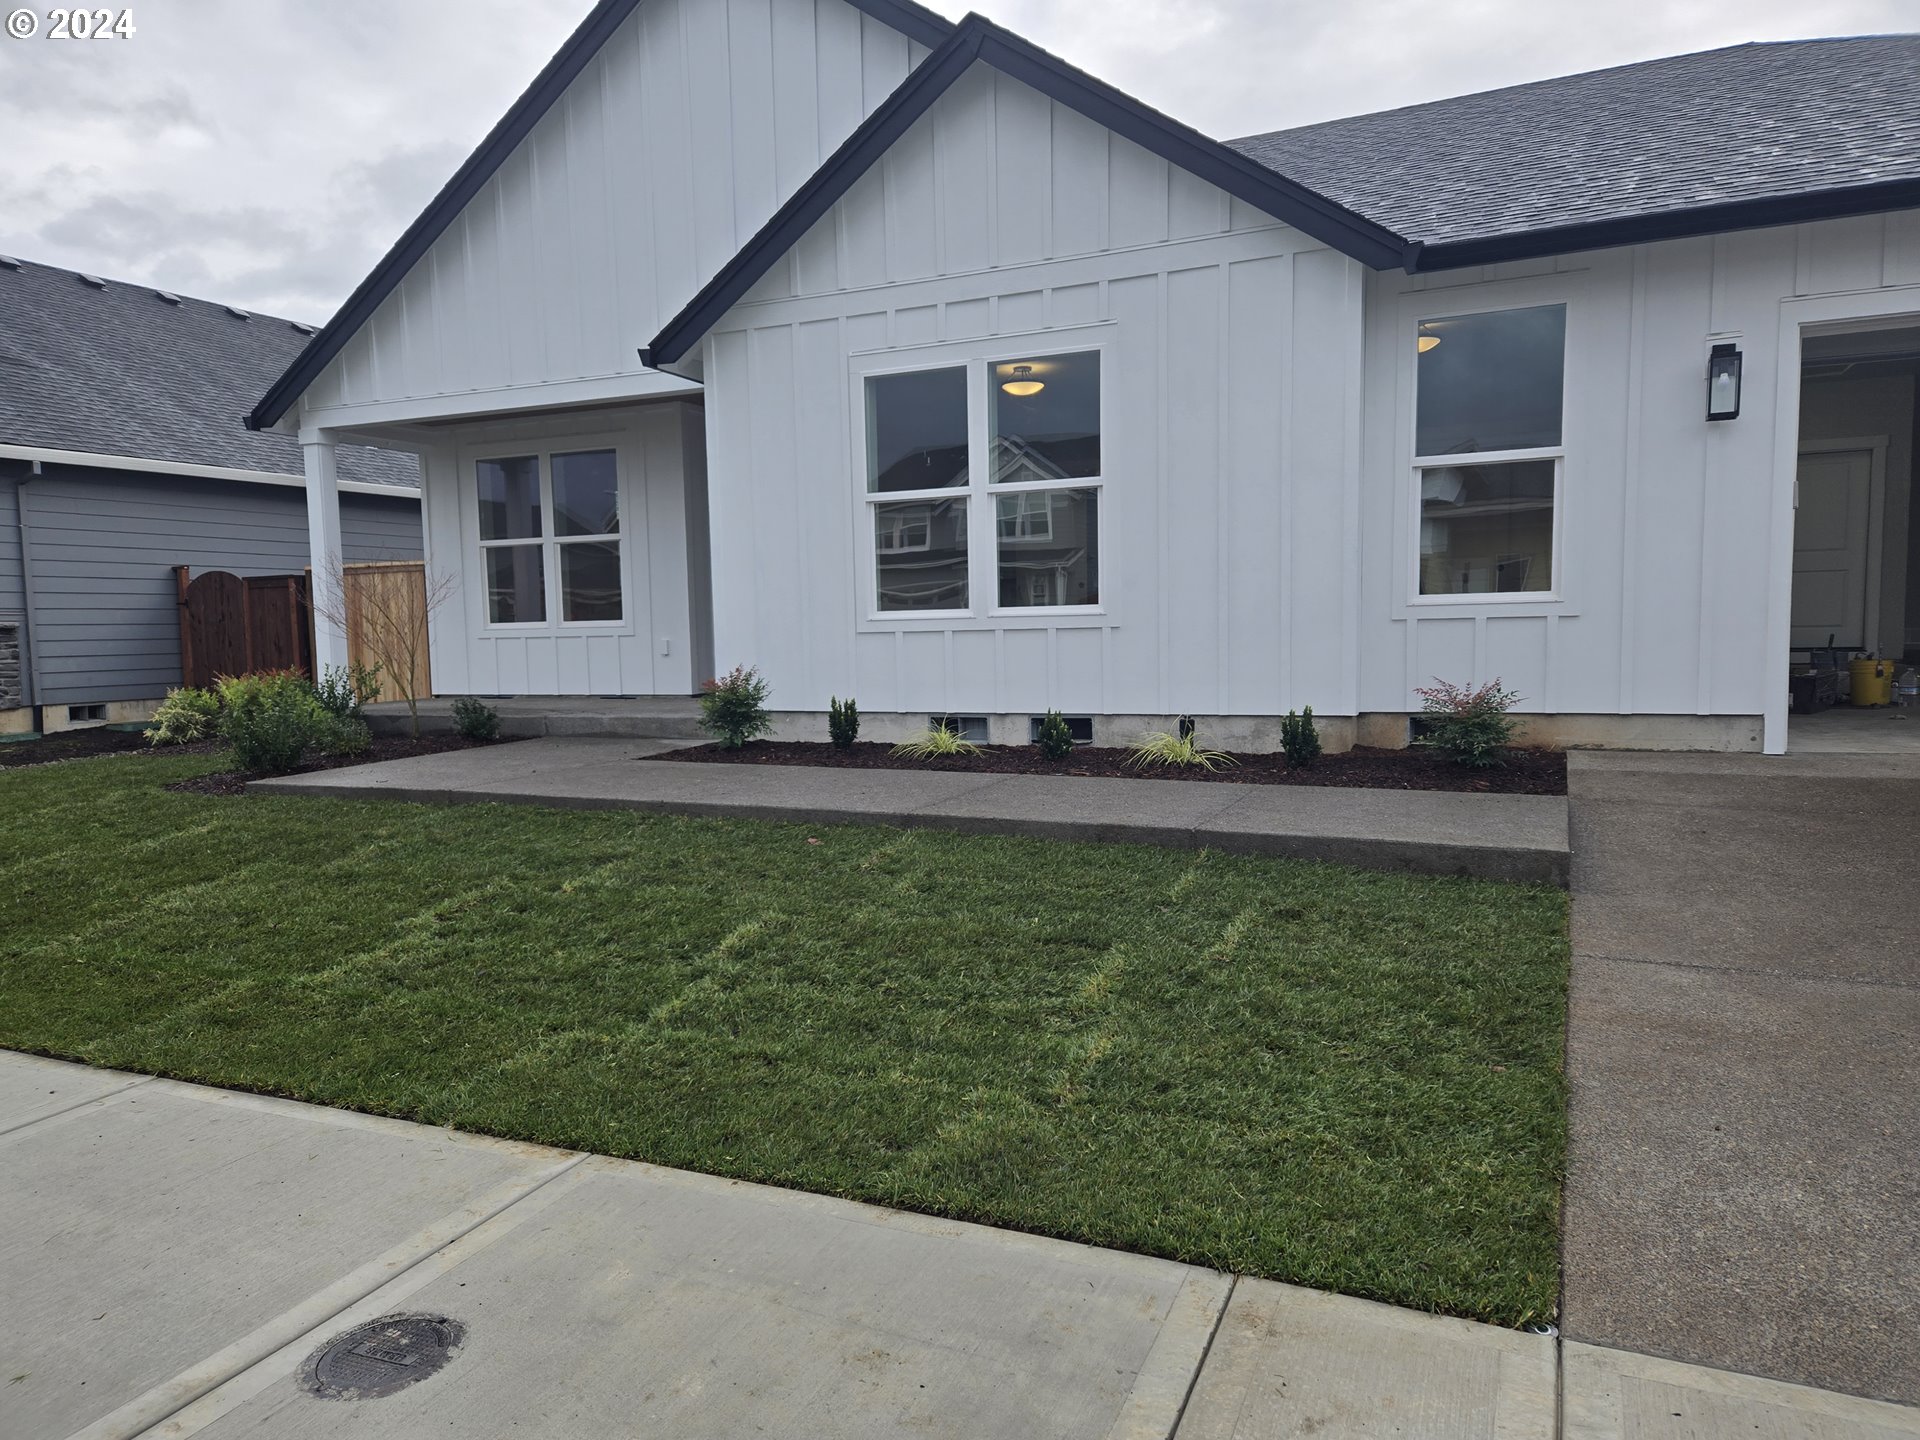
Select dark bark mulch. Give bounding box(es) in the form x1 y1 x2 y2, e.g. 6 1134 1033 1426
0 726 155 769
166 735 519 797
657 739 1567 795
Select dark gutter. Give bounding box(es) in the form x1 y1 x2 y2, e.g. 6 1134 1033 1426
1408 175 1920 271
249 0 958 432
645 13 1408 367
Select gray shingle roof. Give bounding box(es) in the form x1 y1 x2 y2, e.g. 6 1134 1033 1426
1227 36 1920 252
0 257 417 490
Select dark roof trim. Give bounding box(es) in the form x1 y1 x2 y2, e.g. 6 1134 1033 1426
1409 175 1920 272
643 13 1409 367
249 0 956 431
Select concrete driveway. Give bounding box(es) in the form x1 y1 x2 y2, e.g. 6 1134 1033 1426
1563 750 1920 1406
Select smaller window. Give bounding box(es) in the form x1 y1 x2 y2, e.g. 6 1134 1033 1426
1028 714 1092 745
930 714 989 743
1415 305 1565 457
875 497 968 611
867 368 969 493
66 703 106 724
991 351 1100 480
552 449 622 623
1418 459 1555 595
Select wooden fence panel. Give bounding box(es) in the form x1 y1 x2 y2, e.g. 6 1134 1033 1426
341 561 432 702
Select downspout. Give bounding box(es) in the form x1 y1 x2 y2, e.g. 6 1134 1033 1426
15 460 47 729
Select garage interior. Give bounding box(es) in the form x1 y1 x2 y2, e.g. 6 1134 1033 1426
1788 323 1920 751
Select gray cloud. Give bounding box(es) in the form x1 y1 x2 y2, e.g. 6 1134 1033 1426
0 0 1910 319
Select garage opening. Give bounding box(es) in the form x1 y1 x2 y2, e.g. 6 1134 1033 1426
1789 323 1920 750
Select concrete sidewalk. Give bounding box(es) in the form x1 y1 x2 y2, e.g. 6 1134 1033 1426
6 1052 1915 1440
251 737 1571 885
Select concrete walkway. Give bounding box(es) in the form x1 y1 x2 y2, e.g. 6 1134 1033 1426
252 737 1571 885
6 1052 1915 1440
1563 750 1920 1406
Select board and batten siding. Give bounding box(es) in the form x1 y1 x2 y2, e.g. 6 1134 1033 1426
695 62 1368 720
16 467 420 706
418 400 709 696
298 0 931 424
1358 209 1920 728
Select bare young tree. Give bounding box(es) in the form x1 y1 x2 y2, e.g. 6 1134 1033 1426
310 558 458 738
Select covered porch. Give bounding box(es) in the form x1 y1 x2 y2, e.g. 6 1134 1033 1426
296 388 712 702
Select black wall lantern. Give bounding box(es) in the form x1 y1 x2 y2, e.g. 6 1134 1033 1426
1706 342 1743 421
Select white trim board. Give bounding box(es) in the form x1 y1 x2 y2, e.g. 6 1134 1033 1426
1767 285 1920 753
0 444 421 500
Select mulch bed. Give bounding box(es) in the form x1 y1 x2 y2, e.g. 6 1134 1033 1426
0 727 154 769
657 740 1567 795
166 735 518 797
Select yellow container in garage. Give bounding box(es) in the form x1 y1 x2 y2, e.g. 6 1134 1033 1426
1850 657 1895 706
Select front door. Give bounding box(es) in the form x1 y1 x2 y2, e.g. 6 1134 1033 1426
1791 447 1875 649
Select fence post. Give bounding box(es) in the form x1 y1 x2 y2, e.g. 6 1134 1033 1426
174 566 194 689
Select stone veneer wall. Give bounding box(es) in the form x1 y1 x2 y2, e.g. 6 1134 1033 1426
0 622 21 709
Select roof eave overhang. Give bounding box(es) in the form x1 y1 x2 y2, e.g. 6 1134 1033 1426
1405 175 1920 272
644 14 1408 368
249 0 957 432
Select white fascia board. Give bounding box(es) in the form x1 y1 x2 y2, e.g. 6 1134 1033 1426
0 443 421 499
296 368 703 434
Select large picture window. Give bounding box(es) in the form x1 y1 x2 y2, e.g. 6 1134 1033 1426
476 447 623 626
1412 304 1564 598
863 350 1102 615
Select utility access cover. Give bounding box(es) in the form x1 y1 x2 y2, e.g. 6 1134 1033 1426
300 1315 467 1400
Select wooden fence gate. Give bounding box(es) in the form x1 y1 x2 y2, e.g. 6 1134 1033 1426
175 568 312 689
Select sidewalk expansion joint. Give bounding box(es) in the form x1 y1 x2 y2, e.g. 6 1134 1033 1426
0 1073 153 1140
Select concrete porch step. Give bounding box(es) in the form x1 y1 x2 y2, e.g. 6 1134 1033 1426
364 696 706 740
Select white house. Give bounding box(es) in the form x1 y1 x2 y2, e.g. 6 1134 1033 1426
249 3 1920 755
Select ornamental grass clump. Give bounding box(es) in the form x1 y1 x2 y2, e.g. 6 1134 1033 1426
699 664 775 749
1414 677 1523 769
891 723 981 759
1124 728 1236 771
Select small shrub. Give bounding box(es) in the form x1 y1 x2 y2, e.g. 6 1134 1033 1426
828 695 860 748
1279 707 1322 768
451 696 502 742
1035 709 1075 761
891 724 982 760
700 664 774 749
316 713 372 757
1413 677 1523 769
146 687 221 746
217 671 326 775
1124 729 1237 771
314 662 382 720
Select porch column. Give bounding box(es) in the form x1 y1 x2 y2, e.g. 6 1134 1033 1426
301 430 349 676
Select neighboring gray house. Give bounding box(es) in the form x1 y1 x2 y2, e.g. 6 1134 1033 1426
0 256 421 735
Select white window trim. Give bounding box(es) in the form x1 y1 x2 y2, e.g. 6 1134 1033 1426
1404 299 1569 610
465 432 635 635
853 340 1108 625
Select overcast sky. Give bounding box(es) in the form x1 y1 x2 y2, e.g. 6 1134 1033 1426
0 0 1909 322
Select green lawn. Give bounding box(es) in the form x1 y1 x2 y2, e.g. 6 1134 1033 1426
0 750 1568 1325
